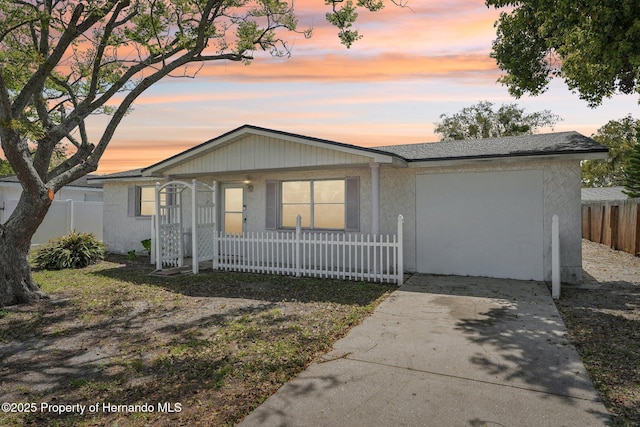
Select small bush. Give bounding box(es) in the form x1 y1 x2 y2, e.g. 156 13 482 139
141 239 152 254
33 231 105 270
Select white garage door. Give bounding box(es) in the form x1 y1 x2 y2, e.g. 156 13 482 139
416 170 544 281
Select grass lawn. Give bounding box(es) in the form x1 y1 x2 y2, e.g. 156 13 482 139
0 255 395 426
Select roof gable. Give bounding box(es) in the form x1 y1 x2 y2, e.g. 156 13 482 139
143 125 402 177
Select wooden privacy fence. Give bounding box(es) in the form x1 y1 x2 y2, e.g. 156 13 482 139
215 215 404 284
582 198 640 256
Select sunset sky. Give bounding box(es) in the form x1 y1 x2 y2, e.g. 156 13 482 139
83 0 639 173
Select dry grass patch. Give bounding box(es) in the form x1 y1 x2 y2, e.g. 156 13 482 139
555 240 640 427
0 255 394 426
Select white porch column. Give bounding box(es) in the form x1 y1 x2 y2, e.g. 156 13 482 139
370 161 380 235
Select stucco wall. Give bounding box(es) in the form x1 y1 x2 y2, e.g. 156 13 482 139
379 159 582 283
102 180 157 254
102 159 583 284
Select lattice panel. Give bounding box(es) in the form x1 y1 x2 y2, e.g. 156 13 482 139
160 223 181 267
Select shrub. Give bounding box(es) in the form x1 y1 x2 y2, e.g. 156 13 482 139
33 231 105 270
141 239 152 254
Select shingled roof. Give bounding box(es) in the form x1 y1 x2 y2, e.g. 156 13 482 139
0 174 103 188
374 131 607 162
94 127 608 179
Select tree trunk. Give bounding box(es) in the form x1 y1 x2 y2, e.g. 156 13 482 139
0 191 52 307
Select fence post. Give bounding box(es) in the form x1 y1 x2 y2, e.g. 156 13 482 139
150 215 156 265
552 214 560 300
191 179 198 274
295 215 301 277
610 205 619 250
397 215 404 286
155 182 162 271
293 215 302 277
66 200 74 233
212 180 219 271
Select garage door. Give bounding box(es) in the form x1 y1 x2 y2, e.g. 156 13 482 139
416 170 544 281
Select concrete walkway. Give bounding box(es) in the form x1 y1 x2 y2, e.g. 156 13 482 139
239 275 611 427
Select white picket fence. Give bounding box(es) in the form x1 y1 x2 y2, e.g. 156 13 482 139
215 215 404 284
152 214 404 284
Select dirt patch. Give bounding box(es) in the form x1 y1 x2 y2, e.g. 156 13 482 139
556 240 640 426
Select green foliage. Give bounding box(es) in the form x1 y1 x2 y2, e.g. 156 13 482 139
487 0 640 106
581 115 640 187
434 100 560 141
0 158 12 176
33 231 105 270
326 0 385 48
141 239 152 254
623 142 640 198
0 0 388 183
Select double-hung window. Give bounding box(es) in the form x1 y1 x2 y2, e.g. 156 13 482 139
266 177 358 231
281 179 345 229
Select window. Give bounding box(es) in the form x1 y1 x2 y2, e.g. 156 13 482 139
266 177 359 231
139 186 156 216
223 187 244 235
281 179 345 229
128 186 164 217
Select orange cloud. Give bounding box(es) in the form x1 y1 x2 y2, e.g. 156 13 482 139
195 52 499 82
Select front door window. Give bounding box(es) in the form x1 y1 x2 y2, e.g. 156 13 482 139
224 187 244 235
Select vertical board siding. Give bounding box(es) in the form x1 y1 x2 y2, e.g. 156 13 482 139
582 198 640 256
166 135 373 175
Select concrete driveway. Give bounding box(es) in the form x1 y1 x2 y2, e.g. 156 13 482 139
239 275 611 426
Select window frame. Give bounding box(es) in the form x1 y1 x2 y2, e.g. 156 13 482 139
279 178 346 230
137 186 156 217
129 185 162 218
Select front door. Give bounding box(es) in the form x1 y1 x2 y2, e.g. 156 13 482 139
222 186 244 235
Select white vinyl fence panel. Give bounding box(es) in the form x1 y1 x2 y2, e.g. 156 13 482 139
216 228 402 284
3 199 103 246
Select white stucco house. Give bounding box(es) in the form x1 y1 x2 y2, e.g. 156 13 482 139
90 125 607 284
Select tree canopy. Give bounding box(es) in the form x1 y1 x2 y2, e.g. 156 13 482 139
581 115 640 188
0 0 394 306
433 100 560 141
623 142 640 198
486 0 640 106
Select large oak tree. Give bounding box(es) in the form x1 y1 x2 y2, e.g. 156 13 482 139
486 0 640 107
0 0 388 306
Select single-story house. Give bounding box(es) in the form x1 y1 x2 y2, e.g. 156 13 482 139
1 174 104 245
90 125 608 284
